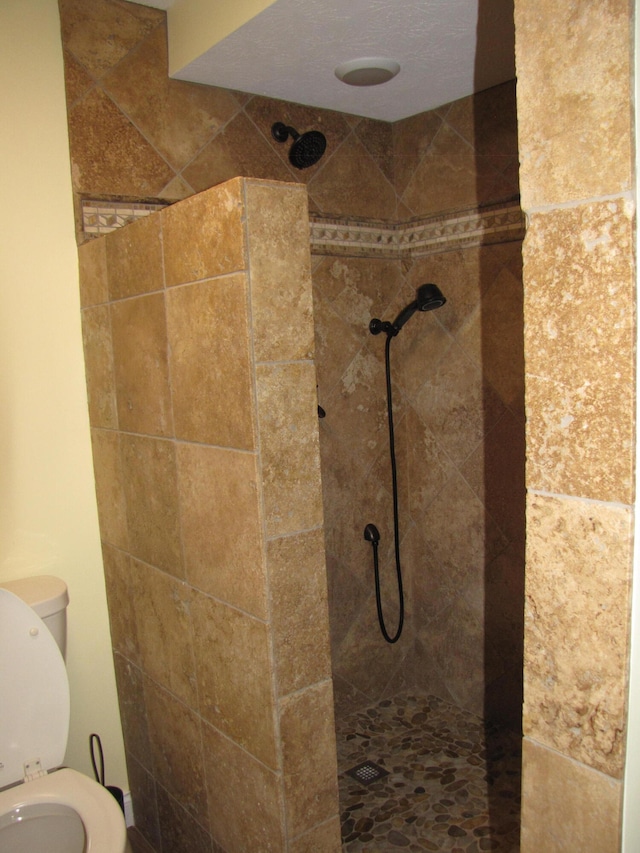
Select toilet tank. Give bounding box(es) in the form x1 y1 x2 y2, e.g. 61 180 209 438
0 575 69 658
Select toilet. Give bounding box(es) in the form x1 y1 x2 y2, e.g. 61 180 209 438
0 576 129 852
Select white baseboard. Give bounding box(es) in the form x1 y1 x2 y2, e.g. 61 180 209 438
123 790 134 827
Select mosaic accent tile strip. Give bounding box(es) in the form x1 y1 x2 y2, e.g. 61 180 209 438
82 198 524 256
82 199 167 235
310 218 401 257
336 692 521 852
310 204 525 258
397 204 525 258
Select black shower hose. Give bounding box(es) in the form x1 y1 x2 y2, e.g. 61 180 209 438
373 332 404 644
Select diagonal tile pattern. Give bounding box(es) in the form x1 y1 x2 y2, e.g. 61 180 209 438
60 0 520 226
319 242 525 725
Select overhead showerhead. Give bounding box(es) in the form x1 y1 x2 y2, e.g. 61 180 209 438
271 122 327 169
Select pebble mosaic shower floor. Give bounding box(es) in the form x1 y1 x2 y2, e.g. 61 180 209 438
336 693 521 852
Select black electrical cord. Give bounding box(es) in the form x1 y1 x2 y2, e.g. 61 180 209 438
89 732 105 786
372 333 404 644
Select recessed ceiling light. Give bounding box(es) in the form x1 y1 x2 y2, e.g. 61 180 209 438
334 58 401 87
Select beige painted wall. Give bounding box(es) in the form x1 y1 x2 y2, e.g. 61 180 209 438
0 0 127 790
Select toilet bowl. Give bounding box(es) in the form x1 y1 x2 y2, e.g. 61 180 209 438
0 768 127 852
0 584 128 852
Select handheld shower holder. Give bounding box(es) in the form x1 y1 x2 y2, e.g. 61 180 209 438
364 523 380 543
370 284 446 338
369 318 397 337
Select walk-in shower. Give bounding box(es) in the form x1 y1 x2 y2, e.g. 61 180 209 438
365 283 447 643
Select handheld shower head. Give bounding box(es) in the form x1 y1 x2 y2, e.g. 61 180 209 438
416 283 446 312
271 122 327 169
391 283 446 332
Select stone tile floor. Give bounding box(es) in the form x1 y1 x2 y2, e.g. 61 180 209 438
336 693 521 852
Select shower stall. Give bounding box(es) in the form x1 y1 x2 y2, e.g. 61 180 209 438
65 4 526 847
312 223 525 850
313 235 525 726
79 171 525 852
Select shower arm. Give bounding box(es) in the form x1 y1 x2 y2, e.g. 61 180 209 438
271 122 300 143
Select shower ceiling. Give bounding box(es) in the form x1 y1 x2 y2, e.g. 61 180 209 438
128 0 515 122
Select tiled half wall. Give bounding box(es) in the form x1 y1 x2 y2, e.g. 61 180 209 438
79 178 342 853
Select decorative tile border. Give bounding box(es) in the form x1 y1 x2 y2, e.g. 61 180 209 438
82 198 524 256
309 218 400 256
82 199 168 235
309 202 525 257
400 203 525 255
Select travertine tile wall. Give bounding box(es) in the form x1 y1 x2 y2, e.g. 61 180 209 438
315 243 525 725
393 81 520 220
404 241 525 726
59 0 519 229
514 0 635 849
61 0 525 733
79 178 341 853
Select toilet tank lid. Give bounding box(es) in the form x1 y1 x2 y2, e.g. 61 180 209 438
0 575 69 619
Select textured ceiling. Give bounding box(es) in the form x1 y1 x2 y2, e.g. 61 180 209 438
131 0 515 122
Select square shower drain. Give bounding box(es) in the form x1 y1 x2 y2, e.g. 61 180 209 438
346 761 389 786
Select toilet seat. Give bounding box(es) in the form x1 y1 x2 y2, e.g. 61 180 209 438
0 768 127 853
0 588 69 788
0 589 127 852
